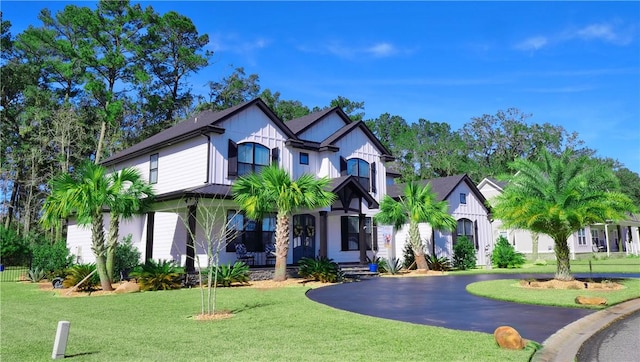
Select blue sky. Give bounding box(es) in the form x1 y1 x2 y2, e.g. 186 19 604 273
3 1 639 174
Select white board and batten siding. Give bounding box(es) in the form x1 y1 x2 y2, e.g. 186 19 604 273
296 113 347 142
108 136 208 196
210 105 290 185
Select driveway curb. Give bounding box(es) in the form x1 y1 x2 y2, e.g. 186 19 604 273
531 298 640 362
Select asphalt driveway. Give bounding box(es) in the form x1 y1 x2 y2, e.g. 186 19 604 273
306 273 631 343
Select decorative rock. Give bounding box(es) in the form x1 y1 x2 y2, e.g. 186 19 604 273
114 281 140 294
494 326 526 350
575 296 607 305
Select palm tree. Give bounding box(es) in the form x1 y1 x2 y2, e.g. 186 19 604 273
105 168 154 282
232 165 335 281
375 182 457 271
492 150 635 281
42 161 113 291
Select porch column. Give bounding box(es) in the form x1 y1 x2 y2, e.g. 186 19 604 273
635 227 640 256
319 211 328 258
186 204 196 272
145 212 155 262
605 224 610 257
359 213 367 264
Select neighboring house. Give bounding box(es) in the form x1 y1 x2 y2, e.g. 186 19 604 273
477 178 640 259
68 98 393 269
381 174 493 267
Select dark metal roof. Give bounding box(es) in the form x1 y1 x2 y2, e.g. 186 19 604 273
330 175 379 209
388 174 488 211
320 121 393 159
154 183 233 202
286 107 341 135
102 99 298 167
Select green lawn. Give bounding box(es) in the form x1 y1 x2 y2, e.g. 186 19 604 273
0 282 532 362
466 278 640 309
450 256 640 275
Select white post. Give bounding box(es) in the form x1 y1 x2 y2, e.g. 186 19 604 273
605 224 610 257
52 321 70 359
635 226 640 256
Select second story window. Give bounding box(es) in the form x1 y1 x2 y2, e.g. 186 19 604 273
460 193 467 204
347 158 370 190
238 143 269 176
300 152 309 165
149 153 159 184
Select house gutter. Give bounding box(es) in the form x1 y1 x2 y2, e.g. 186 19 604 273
202 133 211 184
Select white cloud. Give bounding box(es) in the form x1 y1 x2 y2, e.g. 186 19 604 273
209 33 270 54
299 40 406 60
572 23 634 45
514 21 636 52
365 42 397 57
515 36 548 51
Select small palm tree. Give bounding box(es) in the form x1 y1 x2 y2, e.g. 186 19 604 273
493 150 635 281
375 182 457 271
232 165 335 281
105 168 154 282
41 161 113 291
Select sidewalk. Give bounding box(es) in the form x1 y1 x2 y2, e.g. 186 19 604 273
532 298 640 362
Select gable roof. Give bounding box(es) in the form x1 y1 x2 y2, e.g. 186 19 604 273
330 175 379 209
102 98 298 167
477 177 507 192
286 107 343 135
388 174 489 211
320 120 393 159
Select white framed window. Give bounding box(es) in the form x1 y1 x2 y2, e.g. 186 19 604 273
149 153 159 184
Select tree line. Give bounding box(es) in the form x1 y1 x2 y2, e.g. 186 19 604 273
1 1 638 246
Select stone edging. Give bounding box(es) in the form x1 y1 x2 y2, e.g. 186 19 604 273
531 298 640 362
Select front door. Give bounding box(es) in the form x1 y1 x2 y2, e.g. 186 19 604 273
293 214 316 263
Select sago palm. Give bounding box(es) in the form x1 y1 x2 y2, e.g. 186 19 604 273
232 165 335 281
492 150 635 281
375 182 457 271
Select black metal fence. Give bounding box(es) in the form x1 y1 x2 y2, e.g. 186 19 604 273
0 265 29 282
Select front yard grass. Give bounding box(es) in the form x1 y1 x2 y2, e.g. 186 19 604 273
466 278 640 309
0 282 532 362
451 255 640 275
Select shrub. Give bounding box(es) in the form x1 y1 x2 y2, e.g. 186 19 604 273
27 268 46 282
452 236 476 270
130 259 184 291
426 255 451 271
63 264 100 291
491 236 526 268
114 235 141 281
213 261 250 287
384 257 402 275
298 256 341 283
402 242 416 270
0 225 31 266
31 241 74 278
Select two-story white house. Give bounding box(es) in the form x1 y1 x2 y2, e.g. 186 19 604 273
67 98 393 270
478 177 640 259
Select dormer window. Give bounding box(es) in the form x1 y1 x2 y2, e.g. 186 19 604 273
238 143 269 176
347 158 370 190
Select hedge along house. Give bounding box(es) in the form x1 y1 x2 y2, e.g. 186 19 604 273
66 98 393 271
380 174 494 267
477 177 640 259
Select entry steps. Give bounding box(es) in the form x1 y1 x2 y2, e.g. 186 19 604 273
339 264 379 279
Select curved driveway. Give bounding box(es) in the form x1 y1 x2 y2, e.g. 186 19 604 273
306 273 638 343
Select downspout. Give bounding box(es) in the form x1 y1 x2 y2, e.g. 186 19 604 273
201 133 211 184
